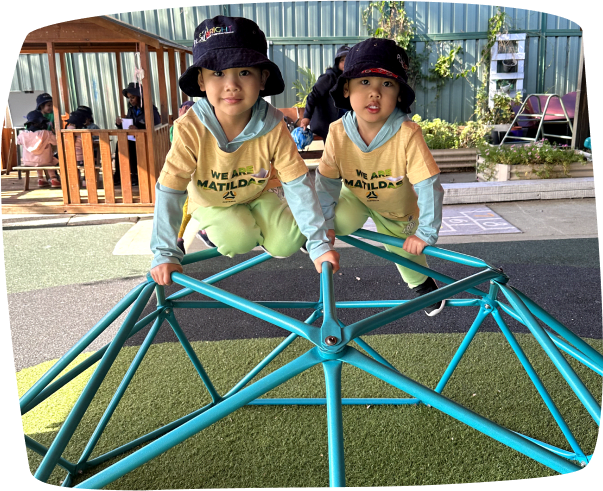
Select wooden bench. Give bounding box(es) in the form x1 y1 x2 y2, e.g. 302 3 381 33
13 165 102 191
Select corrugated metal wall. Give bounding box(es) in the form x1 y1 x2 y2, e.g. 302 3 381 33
11 2 582 127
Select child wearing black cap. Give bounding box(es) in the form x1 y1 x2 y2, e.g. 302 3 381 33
77 105 101 130
150 15 339 286
17 110 61 188
35 93 54 131
316 38 446 316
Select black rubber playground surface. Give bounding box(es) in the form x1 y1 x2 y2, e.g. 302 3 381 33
6 230 602 371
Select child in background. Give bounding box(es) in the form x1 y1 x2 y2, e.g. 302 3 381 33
65 110 89 187
35 93 55 131
316 38 446 316
150 16 338 286
77 105 101 130
17 110 61 188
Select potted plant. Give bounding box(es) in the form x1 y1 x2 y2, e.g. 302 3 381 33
476 140 592 181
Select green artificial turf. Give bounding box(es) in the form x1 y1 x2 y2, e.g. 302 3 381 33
17 332 602 488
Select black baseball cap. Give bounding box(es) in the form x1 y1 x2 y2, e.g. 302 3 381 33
179 16 284 98
330 38 415 113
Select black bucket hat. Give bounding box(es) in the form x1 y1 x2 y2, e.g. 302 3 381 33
122 82 142 99
24 110 48 128
77 105 94 122
66 110 87 128
36 93 52 110
330 38 415 113
178 15 284 98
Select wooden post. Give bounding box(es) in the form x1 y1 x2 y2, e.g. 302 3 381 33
47 42 71 204
179 51 189 102
168 49 179 121
115 52 125 117
156 48 169 125
59 52 70 114
139 42 155 203
571 41 589 150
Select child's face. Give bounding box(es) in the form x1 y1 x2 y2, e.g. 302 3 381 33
344 76 401 125
40 101 53 114
198 66 269 121
127 93 140 107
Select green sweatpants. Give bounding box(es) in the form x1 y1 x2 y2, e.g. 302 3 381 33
192 191 306 258
333 187 428 288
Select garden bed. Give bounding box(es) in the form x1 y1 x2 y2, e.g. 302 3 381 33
477 156 593 181
431 149 478 171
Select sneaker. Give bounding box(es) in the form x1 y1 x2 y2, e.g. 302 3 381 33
300 243 309 254
260 245 287 259
411 277 446 317
177 238 186 254
196 230 216 248
50 178 61 188
38 179 50 188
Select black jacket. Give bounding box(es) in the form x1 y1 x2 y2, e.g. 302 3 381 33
303 66 344 139
117 104 161 129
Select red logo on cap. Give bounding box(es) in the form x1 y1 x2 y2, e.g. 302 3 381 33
360 68 401 79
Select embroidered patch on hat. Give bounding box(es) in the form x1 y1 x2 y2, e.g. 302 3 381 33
397 54 409 70
195 25 234 45
360 68 401 79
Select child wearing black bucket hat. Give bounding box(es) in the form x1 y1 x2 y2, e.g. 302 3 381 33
149 15 339 285
35 93 55 131
315 38 446 316
65 110 90 188
17 110 61 188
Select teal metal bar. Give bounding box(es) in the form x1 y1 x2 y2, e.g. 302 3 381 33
491 310 587 463
336 299 480 308
34 282 156 483
435 308 490 393
320 262 343 350
24 436 77 474
77 313 167 465
180 248 222 266
172 300 319 309
498 285 601 425
165 311 221 403
513 289 603 368
21 309 162 416
512 431 583 460
171 272 319 344
167 253 273 301
80 402 216 471
246 398 421 405
224 310 323 399
74 348 323 489
323 361 346 487
341 347 581 474
348 269 502 339
497 301 603 373
346 229 494 269
338 235 490 298
61 472 73 487
20 281 148 411
353 336 399 373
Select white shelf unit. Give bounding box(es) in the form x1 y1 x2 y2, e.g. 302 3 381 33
489 33 526 107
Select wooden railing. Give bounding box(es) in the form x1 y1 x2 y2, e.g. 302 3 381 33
60 126 171 207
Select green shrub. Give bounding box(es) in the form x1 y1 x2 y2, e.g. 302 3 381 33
412 115 487 149
477 140 588 180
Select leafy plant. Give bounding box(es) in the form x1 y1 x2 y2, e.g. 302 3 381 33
412 115 488 149
479 92 523 126
477 140 588 180
292 67 317 109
